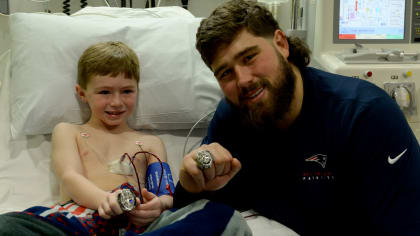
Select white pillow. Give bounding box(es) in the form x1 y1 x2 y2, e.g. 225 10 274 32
9 7 222 139
72 6 195 18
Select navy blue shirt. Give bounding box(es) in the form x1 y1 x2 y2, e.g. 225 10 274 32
173 67 420 235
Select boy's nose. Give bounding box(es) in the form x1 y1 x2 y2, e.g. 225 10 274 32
110 94 123 107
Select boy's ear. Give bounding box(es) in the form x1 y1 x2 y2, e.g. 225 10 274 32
75 84 87 103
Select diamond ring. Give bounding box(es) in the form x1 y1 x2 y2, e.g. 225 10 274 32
195 150 214 170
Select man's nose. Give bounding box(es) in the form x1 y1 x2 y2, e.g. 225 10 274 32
235 65 254 87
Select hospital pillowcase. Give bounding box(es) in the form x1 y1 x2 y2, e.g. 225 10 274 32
9 8 222 138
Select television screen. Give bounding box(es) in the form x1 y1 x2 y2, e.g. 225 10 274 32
333 0 410 43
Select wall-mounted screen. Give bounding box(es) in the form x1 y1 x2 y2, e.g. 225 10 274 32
333 0 410 44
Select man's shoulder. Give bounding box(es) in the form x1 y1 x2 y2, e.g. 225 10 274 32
214 98 238 120
303 67 388 103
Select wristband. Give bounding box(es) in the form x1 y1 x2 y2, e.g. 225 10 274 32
146 162 175 196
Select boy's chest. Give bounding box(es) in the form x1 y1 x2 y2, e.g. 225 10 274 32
76 134 149 191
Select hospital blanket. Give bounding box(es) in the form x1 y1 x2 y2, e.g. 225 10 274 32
137 199 252 236
21 183 145 235
1 199 251 236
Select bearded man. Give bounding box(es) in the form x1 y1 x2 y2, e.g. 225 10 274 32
173 1 420 235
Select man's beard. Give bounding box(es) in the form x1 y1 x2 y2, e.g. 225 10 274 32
236 52 296 128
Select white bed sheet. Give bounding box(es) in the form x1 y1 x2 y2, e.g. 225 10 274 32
0 8 299 236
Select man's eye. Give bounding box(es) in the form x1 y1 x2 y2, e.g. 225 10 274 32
243 54 255 64
219 69 232 81
99 90 110 94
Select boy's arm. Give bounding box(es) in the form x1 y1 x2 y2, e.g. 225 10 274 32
147 135 173 211
51 123 108 210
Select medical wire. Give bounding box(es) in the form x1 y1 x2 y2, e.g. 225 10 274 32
63 0 70 15
81 0 87 8
121 150 165 204
182 109 216 158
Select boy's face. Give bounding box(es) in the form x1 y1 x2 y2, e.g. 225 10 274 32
77 73 138 128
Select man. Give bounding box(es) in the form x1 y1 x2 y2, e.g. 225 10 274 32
173 0 420 235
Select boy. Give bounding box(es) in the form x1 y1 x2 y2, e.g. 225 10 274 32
0 41 175 235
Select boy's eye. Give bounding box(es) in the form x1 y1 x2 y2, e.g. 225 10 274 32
98 90 110 95
123 89 134 94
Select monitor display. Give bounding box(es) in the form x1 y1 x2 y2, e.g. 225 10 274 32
333 0 410 44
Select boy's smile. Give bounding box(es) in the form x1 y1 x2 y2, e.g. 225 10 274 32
77 73 138 130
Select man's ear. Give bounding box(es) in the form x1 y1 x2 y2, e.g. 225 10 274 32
272 29 289 59
75 84 87 103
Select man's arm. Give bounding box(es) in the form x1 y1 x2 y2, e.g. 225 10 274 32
348 95 420 235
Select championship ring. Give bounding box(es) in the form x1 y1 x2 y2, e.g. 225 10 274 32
195 150 214 170
117 189 137 212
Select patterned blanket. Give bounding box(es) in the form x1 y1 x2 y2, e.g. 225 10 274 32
0 199 251 236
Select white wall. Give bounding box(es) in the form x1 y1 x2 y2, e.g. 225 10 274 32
8 0 227 17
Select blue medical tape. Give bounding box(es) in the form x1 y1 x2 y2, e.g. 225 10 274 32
146 162 175 196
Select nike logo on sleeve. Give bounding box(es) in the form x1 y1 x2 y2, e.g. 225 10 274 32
388 148 408 165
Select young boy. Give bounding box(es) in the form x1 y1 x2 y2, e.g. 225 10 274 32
0 41 175 235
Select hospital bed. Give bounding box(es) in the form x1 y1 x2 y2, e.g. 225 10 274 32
0 6 298 235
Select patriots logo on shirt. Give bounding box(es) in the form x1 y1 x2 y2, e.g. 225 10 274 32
305 154 327 168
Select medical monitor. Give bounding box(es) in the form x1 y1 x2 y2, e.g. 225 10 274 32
333 0 411 44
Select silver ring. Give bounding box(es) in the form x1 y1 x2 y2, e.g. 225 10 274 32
117 189 137 212
195 150 214 170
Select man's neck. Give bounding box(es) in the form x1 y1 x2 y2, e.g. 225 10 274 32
276 65 304 130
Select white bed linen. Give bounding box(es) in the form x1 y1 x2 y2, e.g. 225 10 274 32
0 7 299 236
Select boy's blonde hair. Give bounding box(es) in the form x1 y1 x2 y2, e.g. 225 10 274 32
77 41 140 89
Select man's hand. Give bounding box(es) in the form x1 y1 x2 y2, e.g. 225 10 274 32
179 142 241 193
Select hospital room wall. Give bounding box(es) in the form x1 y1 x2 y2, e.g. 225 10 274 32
8 0 229 17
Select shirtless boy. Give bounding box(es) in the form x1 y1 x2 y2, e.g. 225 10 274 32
0 41 175 235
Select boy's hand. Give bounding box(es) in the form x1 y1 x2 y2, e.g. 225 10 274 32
98 191 124 219
127 188 163 226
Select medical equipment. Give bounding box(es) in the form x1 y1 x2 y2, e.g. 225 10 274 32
63 0 70 14
312 0 420 139
0 0 8 14
120 151 166 203
81 0 87 8
63 0 114 15
333 0 412 44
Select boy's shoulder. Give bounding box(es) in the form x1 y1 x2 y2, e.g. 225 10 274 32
52 122 81 135
128 130 163 145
